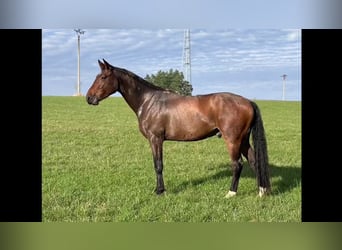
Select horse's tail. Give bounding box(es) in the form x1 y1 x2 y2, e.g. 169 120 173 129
250 101 271 196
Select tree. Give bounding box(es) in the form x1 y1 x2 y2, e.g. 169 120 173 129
145 69 193 96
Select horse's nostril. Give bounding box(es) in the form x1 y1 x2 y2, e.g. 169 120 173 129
86 95 93 104
86 95 99 105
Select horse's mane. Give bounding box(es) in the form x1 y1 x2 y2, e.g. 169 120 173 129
112 66 176 93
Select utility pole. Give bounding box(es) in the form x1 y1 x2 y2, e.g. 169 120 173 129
182 29 191 84
74 29 85 96
281 74 287 101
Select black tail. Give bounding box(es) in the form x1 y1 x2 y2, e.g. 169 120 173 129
250 101 271 192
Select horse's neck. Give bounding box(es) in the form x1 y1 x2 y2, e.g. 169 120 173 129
117 74 155 114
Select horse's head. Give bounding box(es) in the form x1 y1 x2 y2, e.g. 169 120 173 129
86 59 119 105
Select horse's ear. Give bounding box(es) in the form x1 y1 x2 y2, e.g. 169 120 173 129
102 59 113 70
98 60 105 71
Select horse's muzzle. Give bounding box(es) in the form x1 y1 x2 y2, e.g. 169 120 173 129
86 95 99 105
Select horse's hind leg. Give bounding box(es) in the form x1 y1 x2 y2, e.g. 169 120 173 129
241 138 269 197
223 139 244 198
241 138 256 173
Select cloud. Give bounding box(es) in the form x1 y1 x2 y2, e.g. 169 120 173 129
285 29 301 41
42 28 301 100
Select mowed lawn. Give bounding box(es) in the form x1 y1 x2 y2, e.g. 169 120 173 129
42 96 301 222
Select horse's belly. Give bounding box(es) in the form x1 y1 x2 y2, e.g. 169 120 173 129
166 130 217 141
165 113 216 141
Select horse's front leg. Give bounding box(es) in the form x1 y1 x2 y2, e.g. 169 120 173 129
149 135 165 195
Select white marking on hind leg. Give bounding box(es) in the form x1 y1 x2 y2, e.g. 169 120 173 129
258 187 267 197
225 190 237 198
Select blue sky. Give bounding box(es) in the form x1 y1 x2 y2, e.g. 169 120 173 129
3 0 336 28
43 29 301 101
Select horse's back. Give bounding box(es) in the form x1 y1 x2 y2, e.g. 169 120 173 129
198 92 254 115
160 92 254 124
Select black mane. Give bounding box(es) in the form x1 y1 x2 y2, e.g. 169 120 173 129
112 66 177 93
112 66 169 91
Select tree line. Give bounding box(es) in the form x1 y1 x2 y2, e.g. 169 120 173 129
145 69 193 96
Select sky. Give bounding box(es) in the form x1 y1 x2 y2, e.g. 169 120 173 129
2 0 339 101
2 0 340 28
42 29 301 101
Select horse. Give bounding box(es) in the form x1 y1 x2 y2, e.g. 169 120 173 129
86 59 271 198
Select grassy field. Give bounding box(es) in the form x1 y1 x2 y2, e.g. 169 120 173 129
42 96 301 222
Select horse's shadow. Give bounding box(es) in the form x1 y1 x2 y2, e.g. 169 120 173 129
172 163 301 195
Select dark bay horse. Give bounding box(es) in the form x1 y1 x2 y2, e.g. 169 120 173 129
86 59 271 197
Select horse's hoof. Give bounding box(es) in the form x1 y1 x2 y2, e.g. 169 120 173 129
155 189 166 195
225 190 237 198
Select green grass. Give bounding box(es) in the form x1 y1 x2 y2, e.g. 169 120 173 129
42 96 301 222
